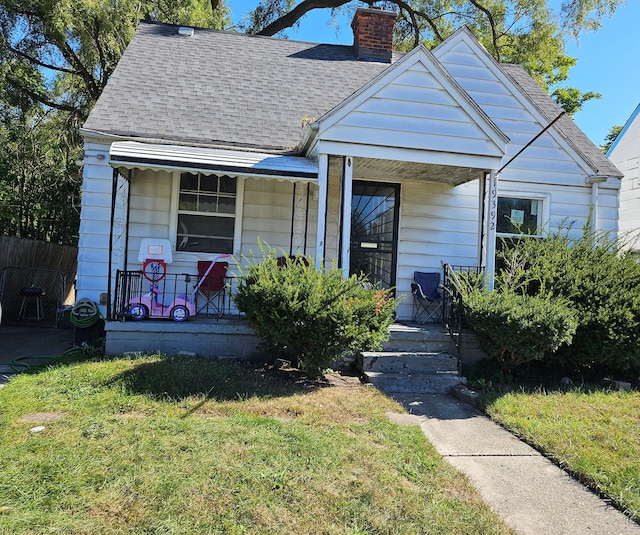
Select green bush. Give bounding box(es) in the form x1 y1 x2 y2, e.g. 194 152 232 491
499 229 640 375
232 247 397 376
461 289 578 372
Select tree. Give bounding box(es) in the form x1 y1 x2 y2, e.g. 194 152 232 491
0 0 229 121
600 124 623 153
243 0 623 115
0 104 81 244
0 1 229 244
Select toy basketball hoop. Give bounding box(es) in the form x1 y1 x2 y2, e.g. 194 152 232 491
142 258 167 282
138 238 173 282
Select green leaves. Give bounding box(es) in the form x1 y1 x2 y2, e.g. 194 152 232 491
485 227 640 376
232 244 398 376
463 289 578 372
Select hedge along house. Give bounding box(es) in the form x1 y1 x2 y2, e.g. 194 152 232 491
77 8 622 357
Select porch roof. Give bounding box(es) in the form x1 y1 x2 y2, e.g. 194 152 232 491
108 141 318 182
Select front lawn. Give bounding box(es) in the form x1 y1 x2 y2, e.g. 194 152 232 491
0 355 513 534
487 388 640 521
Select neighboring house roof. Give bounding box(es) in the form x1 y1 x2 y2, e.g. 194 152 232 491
82 22 399 153
607 102 640 156
500 64 623 178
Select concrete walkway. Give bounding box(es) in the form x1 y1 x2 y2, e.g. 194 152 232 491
388 392 640 535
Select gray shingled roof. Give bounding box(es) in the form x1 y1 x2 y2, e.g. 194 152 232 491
499 63 622 178
83 22 396 152
83 21 622 179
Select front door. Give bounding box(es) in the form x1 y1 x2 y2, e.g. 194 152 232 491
350 181 399 290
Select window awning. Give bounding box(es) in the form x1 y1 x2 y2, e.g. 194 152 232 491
109 141 318 182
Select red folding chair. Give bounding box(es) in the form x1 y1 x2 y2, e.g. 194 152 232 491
196 261 228 317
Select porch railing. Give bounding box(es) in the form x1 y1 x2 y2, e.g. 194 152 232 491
112 270 197 321
442 263 482 358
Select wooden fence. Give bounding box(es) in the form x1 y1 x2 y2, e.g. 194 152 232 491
0 237 78 327
0 236 77 274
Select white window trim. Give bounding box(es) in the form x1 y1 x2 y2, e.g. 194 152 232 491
495 191 550 239
170 171 245 256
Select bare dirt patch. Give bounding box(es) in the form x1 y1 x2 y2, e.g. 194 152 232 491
18 412 66 423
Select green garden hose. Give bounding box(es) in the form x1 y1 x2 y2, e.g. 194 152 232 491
8 355 58 372
2 299 104 375
70 298 102 328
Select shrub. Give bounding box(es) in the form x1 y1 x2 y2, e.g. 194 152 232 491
462 289 578 372
500 229 640 375
232 246 397 376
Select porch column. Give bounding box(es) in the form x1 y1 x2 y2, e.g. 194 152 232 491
484 170 498 291
315 153 329 269
340 157 354 277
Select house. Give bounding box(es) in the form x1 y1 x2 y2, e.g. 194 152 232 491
607 103 640 253
77 8 622 357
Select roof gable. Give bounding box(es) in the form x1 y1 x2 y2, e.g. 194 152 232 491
434 27 622 179
314 44 508 168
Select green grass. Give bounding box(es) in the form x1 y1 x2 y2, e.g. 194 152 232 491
0 355 513 534
487 388 640 521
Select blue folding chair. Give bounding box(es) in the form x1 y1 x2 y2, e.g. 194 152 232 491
411 271 443 323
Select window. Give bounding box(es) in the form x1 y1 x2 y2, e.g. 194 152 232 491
176 172 236 253
496 197 542 237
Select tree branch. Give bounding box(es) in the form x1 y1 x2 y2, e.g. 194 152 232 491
467 0 500 56
91 18 109 87
59 40 101 98
7 76 80 113
4 41 76 75
256 0 351 36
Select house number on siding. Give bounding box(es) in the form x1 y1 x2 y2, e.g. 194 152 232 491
489 176 497 231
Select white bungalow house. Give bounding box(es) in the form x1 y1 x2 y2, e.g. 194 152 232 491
608 103 640 253
77 8 622 357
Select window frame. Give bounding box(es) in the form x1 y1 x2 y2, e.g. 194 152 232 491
495 192 549 240
170 171 244 255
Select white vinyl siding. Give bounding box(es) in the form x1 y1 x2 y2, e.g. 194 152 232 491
396 179 480 321
75 141 121 309
609 111 640 249
435 36 620 238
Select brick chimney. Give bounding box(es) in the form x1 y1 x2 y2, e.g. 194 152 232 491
351 7 397 63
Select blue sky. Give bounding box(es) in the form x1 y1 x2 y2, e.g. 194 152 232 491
230 1 639 147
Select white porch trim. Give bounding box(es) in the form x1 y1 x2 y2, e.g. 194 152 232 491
315 154 329 269
340 157 354 277
109 141 318 182
485 170 498 290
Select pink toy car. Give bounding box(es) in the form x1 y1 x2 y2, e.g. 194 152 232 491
126 253 231 322
126 285 195 322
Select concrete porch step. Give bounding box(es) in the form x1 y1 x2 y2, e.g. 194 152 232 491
359 345 462 394
384 323 456 353
364 370 462 394
361 351 459 374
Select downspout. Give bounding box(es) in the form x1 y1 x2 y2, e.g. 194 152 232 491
586 175 607 239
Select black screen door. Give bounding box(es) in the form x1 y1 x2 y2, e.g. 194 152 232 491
350 181 399 290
